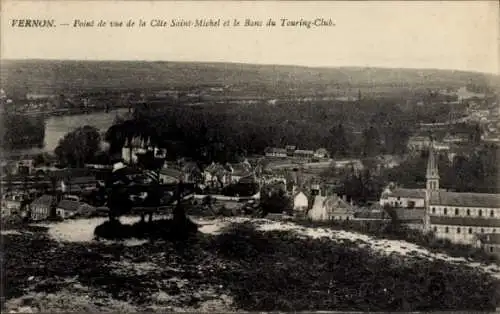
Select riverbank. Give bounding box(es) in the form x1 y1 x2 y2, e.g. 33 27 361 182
1 108 129 160
6 106 130 117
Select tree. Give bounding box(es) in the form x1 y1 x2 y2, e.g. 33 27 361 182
4 114 45 149
327 124 349 157
361 126 382 157
55 126 101 167
33 152 54 167
383 203 401 231
260 184 292 215
136 150 165 181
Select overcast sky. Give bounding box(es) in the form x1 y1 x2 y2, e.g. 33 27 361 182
1 1 499 74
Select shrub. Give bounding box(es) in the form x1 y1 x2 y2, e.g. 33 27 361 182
208 224 500 311
93 217 198 241
292 219 499 264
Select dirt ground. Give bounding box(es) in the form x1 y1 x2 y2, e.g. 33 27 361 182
3 216 500 312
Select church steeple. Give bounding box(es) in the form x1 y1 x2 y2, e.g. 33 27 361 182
426 140 440 191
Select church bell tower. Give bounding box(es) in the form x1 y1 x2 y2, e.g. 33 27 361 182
426 141 440 191
424 140 439 232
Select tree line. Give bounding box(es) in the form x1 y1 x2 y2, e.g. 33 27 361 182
101 98 444 165
3 114 45 149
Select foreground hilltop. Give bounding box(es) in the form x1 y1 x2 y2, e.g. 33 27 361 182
2 216 500 312
1 59 498 95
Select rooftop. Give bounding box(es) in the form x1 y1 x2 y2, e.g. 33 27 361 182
31 194 56 207
429 191 500 208
384 188 426 199
57 200 82 212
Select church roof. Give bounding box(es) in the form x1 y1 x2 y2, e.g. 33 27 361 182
429 191 500 208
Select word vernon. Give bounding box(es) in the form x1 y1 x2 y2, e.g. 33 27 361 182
11 19 56 27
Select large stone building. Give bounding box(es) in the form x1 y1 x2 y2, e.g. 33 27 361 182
424 143 500 246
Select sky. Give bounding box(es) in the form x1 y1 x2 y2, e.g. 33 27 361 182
1 1 499 74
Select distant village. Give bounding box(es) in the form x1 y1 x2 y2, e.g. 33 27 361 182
2 84 500 258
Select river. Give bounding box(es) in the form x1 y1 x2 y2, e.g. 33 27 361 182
2 109 130 159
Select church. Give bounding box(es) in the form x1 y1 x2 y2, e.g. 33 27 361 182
382 142 500 249
424 143 500 247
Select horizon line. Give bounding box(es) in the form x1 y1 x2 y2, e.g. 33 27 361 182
1 58 498 77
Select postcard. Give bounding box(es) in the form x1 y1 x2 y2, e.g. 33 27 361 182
1 1 499 312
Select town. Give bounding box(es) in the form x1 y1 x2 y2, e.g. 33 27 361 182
2 59 500 313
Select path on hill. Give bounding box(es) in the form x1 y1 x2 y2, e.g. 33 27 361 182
36 216 500 279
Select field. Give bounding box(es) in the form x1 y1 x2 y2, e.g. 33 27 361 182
2 216 500 312
2 60 498 96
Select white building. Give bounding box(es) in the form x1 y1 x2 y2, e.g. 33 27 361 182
293 191 309 212
264 147 287 158
313 148 330 159
407 136 431 152
379 187 426 209
424 142 500 246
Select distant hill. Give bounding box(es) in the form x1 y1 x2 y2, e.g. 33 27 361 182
1 59 498 96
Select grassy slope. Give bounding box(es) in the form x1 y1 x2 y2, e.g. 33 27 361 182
3 220 499 312
1 59 497 95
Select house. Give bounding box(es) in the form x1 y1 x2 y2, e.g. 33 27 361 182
56 200 96 219
260 174 287 186
182 162 203 183
294 150 314 161
60 176 98 193
477 234 500 257
264 147 287 158
307 193 355 221
17 159 35 176
314 148 330 159
293 190 309 212
227 162 253 183
443 133 470 144
447 144 473 162
159 168 183 184
433 142 451 153
376 155 402 169
326 195 356 221
204 162 231 187
29 194 57 221
121 143 144 164
407 136 431 152
1 194 24 216
55 200 81 219
379 186 426 209
334 159 364 172
285 145 297 156
239 174 258 185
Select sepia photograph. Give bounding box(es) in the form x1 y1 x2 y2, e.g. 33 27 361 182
1 0 500 312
